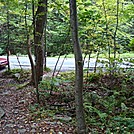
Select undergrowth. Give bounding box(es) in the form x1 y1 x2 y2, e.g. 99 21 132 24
3 68 133 132
37 70 134 133
1 59 133 133
83 71 134 133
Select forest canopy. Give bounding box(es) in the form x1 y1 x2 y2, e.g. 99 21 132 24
0 0 134 56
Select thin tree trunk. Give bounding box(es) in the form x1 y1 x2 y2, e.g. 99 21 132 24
87 50 92 78
102 0 111 73
94 48 100 73
69 0 87 133
34 0 47 84
27 38 35 84
6 0 10 71
56 55 67 77
25 0 35 84
113 0 119 59
32 0 40 103
43 0 48 70
30 0 37 85
16 54 23 70
113 0 119 70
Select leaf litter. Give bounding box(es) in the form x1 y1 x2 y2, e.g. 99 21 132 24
0 72 75 134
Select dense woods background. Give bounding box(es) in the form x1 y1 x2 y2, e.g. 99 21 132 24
0 0 134 56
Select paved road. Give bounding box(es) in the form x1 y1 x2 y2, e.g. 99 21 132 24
0 56 103 71
0 56 133 71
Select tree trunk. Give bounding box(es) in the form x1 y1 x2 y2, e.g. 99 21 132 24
113 0 119 71
34 0 48 84
69 0 87 133
102 0 111 73
6 0 10 71
43 2 47 70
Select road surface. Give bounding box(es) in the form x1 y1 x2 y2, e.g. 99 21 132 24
0 56 103 71
0 56 133 71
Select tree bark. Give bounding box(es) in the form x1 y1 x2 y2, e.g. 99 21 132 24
69 0 87 133
34 0 48 84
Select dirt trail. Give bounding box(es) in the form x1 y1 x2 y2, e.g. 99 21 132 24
0 74 74 134
0 78 38 134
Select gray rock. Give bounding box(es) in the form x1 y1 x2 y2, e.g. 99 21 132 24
14 73 21 79
58 132 63 134
2 91 10 95
5 123 13 128
18 128 26 134
14 110 19 114
19 100 26 104
53 115 72 122
30 129 36 133
0 107 5 119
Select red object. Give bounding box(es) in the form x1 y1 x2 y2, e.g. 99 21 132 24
0 58 8 68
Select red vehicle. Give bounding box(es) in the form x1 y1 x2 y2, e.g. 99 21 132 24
0 58 8 69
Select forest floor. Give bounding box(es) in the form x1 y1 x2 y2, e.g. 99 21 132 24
0 69 134 133
0 71 75 134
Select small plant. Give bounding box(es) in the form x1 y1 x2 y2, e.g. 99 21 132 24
58 71 75 81
44 67 51 72
0 48 4 55
85 73 102 82
3 68 22 75
39 77 61 95
29 103 55 120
